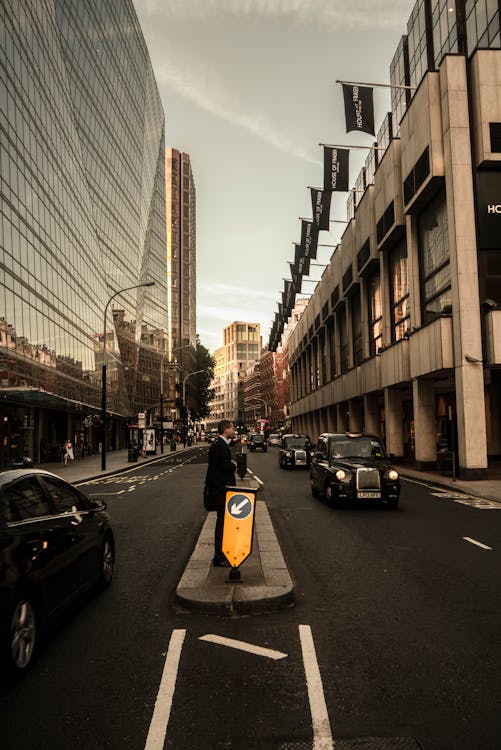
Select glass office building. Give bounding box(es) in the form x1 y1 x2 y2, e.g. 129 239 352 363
0 0 168 465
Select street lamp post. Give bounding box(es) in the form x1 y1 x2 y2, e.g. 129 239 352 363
159 344 191 454
182 369 205 447
101 281 155 471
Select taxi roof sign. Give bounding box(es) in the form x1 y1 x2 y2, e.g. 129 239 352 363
222 486 258 568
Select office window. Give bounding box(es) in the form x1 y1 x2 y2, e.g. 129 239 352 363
418 190 451 323
351 292 363 366
431 0 466 68
367 273 383 356
466 0 500 55
389 239 410 341
407 0 433 89
390 36 411 136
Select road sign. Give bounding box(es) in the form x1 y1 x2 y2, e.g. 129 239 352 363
222 487 257 568
138 412 146 429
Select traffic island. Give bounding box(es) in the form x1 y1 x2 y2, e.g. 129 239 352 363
176 500 294 615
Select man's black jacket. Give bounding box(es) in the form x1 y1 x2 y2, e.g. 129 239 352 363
205 436 236 503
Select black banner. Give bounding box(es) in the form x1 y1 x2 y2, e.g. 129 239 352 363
342 83 375 136
289 262 302 293
311 188 332 230
300 219 318 260
323 147 349 191
298 254 310 277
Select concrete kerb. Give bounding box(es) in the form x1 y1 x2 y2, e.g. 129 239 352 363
176 499 295 615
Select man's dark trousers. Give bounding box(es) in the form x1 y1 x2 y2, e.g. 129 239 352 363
205 436 236 562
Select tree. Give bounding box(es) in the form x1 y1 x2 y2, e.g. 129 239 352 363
192 336 215 420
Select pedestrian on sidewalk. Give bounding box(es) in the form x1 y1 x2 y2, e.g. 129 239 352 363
204 419 236 566
63 439 74 465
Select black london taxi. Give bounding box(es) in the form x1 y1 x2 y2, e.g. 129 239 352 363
279 434 312 470
0 469 114 674
310 433 400 507
248 433 267 452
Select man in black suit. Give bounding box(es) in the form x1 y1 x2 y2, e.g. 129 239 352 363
204 419 236 566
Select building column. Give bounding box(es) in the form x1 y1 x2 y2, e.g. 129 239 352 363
327 404 337 432
324 325 332 383
441 55 487 479
348 399 363 433
364 394 380 436
384 387 404 459
336 402 349 432
413 379 437 470
360 278 370 359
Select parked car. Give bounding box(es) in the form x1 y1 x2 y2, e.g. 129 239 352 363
310 432 400 508
279 434 312 469
248 434 267 452
268 433 281 447
0 469 115 674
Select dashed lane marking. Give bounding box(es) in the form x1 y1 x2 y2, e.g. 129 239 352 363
246 469 264 486
462 536 493 550
144 629 186 750
299 624 334 750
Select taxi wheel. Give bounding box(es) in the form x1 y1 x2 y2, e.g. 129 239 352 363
7 597 37 673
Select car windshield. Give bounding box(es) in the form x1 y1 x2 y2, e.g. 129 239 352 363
253 435 265 442
284 437 310 449
330 438 385 459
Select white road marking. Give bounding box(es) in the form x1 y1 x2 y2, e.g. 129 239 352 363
230 498 251 515
462 537 493 550
144 629 186 750
199 634 287 660
246 469 264 486
87 490 126 497
403 477 501 510
299 624 334 750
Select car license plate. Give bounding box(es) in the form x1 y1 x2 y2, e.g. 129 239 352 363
358 491 381 499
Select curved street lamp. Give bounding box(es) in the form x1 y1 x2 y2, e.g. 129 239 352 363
101 281 155 471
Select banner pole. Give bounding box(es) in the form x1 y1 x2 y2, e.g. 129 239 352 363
319 142 386 151
335 78 416 91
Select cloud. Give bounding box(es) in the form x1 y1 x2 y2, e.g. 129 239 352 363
137 0 410 30
153 56 321 165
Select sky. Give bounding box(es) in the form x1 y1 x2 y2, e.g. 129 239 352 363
134 0 413 353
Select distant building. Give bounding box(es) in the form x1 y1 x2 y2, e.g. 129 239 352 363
165 148 197 419
207 322 261 427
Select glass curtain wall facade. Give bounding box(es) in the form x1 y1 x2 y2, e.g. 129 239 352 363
0 0 167 465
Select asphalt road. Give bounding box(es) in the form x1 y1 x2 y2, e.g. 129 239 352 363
0 445 500 750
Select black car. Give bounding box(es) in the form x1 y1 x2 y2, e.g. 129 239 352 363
279 434 312 469
310 433 400 508
0 469 114 674
248 434 267 452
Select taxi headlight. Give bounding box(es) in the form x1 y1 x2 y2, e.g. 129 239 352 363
335 469 346 481
386 469 399 481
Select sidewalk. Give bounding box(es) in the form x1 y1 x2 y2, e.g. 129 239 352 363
39 444 193 484
395 464 501 504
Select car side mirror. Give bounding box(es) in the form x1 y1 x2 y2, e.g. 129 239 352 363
88 498 107 513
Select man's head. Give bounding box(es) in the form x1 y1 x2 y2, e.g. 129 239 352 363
217 420 235 438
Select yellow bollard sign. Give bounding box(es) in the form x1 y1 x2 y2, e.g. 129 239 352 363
222 487 257 568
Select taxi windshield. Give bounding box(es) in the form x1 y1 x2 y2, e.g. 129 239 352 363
330 437 385 460
284 436 310 449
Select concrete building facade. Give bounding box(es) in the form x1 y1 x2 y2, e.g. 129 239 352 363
289 1 501 480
